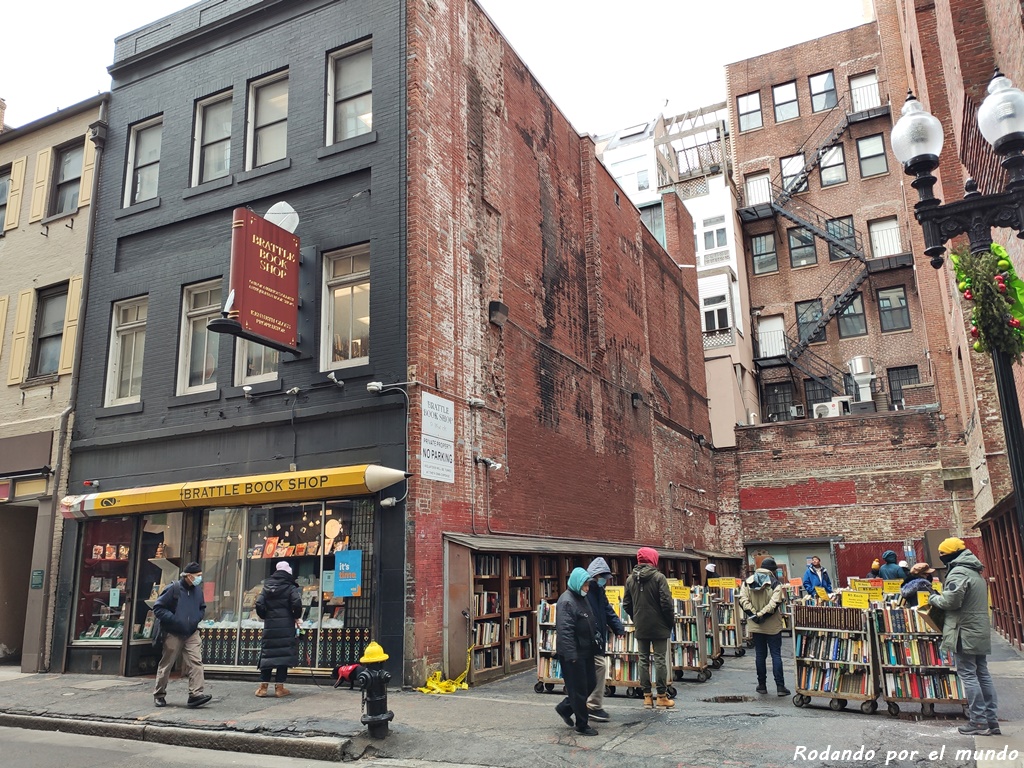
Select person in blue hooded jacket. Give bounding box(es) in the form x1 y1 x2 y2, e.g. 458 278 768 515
878 550 905 581
152 562 211 709
554 567 601 736
584 557 626 723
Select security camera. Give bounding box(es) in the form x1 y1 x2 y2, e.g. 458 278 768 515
242 385 253 401
697 488 706 494
380 497 397 508
467 396 486 409
286 386 300 395
367 381 384 393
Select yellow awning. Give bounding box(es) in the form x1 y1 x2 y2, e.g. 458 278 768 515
60 464 408 519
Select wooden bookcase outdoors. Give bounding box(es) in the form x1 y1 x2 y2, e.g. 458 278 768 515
873 606 967 718
791 604 879 714
506 555 535 667
670 598 709 683
471 553 504 682
708 579 746 658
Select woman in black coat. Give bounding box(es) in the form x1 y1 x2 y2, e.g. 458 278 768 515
255 561 303 697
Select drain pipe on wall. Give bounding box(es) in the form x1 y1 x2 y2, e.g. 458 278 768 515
39 103 108 673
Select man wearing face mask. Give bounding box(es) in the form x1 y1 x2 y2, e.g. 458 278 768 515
152 561 211 709
554 567 601 736
584 557 626 723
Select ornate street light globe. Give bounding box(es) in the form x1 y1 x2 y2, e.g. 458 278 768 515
891 93 944 167
977 70 1024 154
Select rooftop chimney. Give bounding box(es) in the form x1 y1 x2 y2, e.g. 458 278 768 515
0 99 7 133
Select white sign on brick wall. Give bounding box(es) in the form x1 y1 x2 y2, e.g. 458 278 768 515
421 392 455 483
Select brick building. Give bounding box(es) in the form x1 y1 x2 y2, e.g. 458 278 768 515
0 95 106 672
885 0 1024 647
720 19 988 580
52 0 713 686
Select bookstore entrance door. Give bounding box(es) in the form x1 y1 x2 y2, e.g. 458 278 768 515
0 504 36 667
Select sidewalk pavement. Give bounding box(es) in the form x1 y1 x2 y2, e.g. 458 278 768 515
1 632 1023 767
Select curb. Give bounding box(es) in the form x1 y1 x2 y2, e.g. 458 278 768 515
0 712 349 762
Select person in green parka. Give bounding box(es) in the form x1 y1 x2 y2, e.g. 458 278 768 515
929 537 999 736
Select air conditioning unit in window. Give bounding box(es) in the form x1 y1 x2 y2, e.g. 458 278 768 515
790 404 806 419
813 402 841 419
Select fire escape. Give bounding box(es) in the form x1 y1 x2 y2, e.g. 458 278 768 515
738 84 913 407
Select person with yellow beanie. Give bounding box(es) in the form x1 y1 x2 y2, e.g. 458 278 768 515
929 537 999 735
865 558 881 579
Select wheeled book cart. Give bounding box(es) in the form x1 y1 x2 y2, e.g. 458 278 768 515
873 606 967 718
707 579 745 659
791 604 879 714
670 598 710 683
534 600 562 693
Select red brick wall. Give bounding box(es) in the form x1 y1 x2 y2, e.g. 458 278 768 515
403 0 709 682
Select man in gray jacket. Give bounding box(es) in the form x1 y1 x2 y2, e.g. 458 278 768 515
930 538 999 735
739 557 790 697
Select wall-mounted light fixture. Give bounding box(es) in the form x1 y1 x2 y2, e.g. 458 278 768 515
475 456 502 471
467 397 486 409
243 385 253 401
488 300 509 328
326 372 345 390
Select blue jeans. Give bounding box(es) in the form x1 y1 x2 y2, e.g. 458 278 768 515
955 651 998 725
753 632 785 688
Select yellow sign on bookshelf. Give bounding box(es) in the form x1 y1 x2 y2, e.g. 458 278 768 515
849 579 872 591
815 587 828 599
917 591 931 607
671 585 691 601
883 580 903 594
868 587 884 602
841 590 869 609
709 577 731 588
605 585 624 612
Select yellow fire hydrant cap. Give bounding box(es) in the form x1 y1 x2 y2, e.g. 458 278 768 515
360 641 389 663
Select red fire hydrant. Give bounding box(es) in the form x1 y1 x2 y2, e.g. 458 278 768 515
356 641 394 739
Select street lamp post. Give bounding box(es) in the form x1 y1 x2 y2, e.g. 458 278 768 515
891 70 1024 538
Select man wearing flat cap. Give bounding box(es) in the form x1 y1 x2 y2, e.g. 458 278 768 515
152 561 211 709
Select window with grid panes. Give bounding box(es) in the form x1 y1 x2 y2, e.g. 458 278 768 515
826 216 856 260
773 81 799 122
809 71 838 112
752 233 777 274
887 365 920 408
106 297 147 405
193 93 232 185
838 293 867 337
31 285 68 377
763 382 794 422
323 244 370 370
52 143 84 216
804 378 832 409
878 286 911 331
738 92 762 131
248 73 288 168
788 226 816 268
236 339 279 385
796 299 825 343
703 295 729 332
124 119 162 206
328 42 372 144
178 281 221 394
819 145 847 187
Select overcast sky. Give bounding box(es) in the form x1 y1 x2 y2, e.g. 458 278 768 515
3 0 868 135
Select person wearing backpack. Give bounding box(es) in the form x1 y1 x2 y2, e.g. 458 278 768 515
152 562 211 708
255 561 304 697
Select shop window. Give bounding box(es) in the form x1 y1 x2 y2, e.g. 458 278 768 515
322 244 370 371
73 517 134 643
197 499 375 668
131 513 185 642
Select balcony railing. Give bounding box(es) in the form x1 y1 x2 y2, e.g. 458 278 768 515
703 328 735 350
702 249 731 266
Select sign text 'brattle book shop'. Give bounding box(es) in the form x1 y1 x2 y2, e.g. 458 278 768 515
420 391 455 483
229 207 300 350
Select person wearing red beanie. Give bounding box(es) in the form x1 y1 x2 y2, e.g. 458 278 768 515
637 547 659 567
621 547 674 709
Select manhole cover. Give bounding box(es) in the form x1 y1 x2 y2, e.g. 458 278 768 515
701 695 756 703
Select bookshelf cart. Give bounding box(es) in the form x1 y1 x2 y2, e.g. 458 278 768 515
670 598 710 683
791 604 879 714
709 580 746 658
873 606 967 718
534 600 561 693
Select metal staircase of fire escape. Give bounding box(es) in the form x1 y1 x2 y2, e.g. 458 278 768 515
760 95 873 383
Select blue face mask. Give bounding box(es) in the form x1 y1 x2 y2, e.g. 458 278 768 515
191 575 203 586
597 577 608 588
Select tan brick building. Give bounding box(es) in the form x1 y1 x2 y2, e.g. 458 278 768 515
0 95 106 671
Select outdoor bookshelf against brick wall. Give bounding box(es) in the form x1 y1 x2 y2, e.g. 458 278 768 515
791 604 880 713
873 607 967 718
670 598 710 683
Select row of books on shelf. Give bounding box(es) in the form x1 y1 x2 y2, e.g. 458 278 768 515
90 544 130 561
718 628 739 647
607 631 639 654
882 671 965 700
878 638 954 668
508 555 530 578
671 644 703 669
474 591 500 616
246 536 324 560
510 586 532 608
793 605 866 632
716 605 736 627
509 614 530 637
474 621 501 646
539 582 558 600
88 576 126 593
474 647 501 671
80 622 124 640
671 620 700 643
797 666 871 695
608 656 640 682
538 655 562 679
874 607 936 635
474 554 501 577
795 631 870 664
538 601 556 624
539 628 557 652
671 598 699 616
509 638 533 662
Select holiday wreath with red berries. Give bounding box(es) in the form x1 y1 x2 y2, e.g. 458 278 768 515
952 243 1024 362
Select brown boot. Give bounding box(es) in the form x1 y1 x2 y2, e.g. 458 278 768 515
643 693 654 708
656 693 675 709
275 683 292 697
255 683 269 697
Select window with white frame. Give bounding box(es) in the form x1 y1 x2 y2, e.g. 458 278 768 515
773 81 799 122
857 134 888 177
737 92 762 132
703 294 730 332
124 118 162 206
809 71 838 112
106 297 147 405
52 142 84 216
235 339 279 385
247 73 288 169
328 42 372 145
178 282 221 394
31 284 68 377
781 153 808 194
192 93 232 185
323 244 370 370
869 217 902 257
819 145 847 187
702 215 727 251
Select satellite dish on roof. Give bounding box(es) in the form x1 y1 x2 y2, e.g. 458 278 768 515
264 201 300 234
